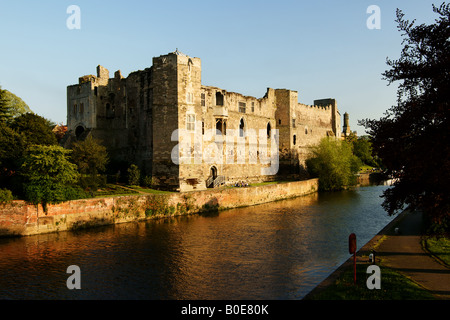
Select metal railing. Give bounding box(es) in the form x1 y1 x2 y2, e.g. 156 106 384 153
206 175 225 188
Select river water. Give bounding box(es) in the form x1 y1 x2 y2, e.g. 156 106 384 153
0 184 394 300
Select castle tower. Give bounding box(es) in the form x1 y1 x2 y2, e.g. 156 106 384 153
342 112 351 137
151 50 202 190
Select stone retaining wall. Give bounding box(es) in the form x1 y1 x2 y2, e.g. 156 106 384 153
0 179 318 237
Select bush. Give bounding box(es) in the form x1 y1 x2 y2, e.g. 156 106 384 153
306 138 361 191
0 188 13 204
21 145 80 210
142 176 154 188
127 164 140 186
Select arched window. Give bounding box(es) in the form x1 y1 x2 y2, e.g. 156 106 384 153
293 134 297 145
239 118 245 137
75 126 85 139
267 122 271 138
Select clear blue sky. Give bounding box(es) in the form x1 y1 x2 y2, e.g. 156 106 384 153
0 0 441 135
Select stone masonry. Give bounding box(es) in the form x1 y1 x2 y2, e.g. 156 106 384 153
66 50 349 191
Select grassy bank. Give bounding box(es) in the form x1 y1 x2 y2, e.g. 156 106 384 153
423 236 450 266
306 262 436 300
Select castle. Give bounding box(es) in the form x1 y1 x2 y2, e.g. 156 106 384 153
65 50 349 191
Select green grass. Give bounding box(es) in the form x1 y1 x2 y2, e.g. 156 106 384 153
423 236 450 266
307 263 436 300
249 181 280 186
92 184 174 197
127 186 174 194
94 184 139 197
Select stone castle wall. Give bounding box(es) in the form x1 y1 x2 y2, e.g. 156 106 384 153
66 50 345 192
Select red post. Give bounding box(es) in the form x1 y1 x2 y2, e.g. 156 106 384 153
349 233 357 285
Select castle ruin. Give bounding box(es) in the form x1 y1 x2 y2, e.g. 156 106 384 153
65 50 349 191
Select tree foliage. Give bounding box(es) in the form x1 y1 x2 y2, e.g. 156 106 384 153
0 124 27 174
306 138 361 191
10 113 57 146
71 136 108 175
71 136 109 191
127 164 140 186
359 3 450 231
0 87 12 124
351 135 380 167
21 145 81 210
1 89 33 118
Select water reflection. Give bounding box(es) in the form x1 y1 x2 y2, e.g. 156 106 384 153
0 185 393 300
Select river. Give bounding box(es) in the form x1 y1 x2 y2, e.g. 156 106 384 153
0 184 394 300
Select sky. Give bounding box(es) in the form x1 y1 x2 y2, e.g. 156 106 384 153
0 0 442 135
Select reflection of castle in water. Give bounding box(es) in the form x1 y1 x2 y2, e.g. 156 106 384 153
65 50 350 191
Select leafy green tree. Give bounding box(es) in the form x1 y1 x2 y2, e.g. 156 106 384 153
0 87 12 123
21 145 81 210
352 136 378 167
360 4 450 231
0 124 27 194
127 164 140 186
71 136 109 191
306 138 361 191
1 89 33 119
10 113 57 146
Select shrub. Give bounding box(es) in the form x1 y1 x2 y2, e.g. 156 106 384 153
306 137 361 191
127 164 140 186
0 188 13 204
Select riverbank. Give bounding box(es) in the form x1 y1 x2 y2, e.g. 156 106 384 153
0 178 318 238
303 209 450 300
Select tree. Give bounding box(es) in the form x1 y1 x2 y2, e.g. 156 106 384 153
352 136 379 167
127 164 140 186
359 3 450 232
306 137 361 191
21 145 81 210
10 113 57 146
71 136 109 190
0 87 12 124
0 123 27 191
0 89 33 119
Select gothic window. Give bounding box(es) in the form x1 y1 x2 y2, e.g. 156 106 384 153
239 118 245 137
215 118 227 135
293 134 297 145
73 103 77 114
216 92 224 106
267 122 271 138
292 119 296 128
305 126 308 135
186 114 195 131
